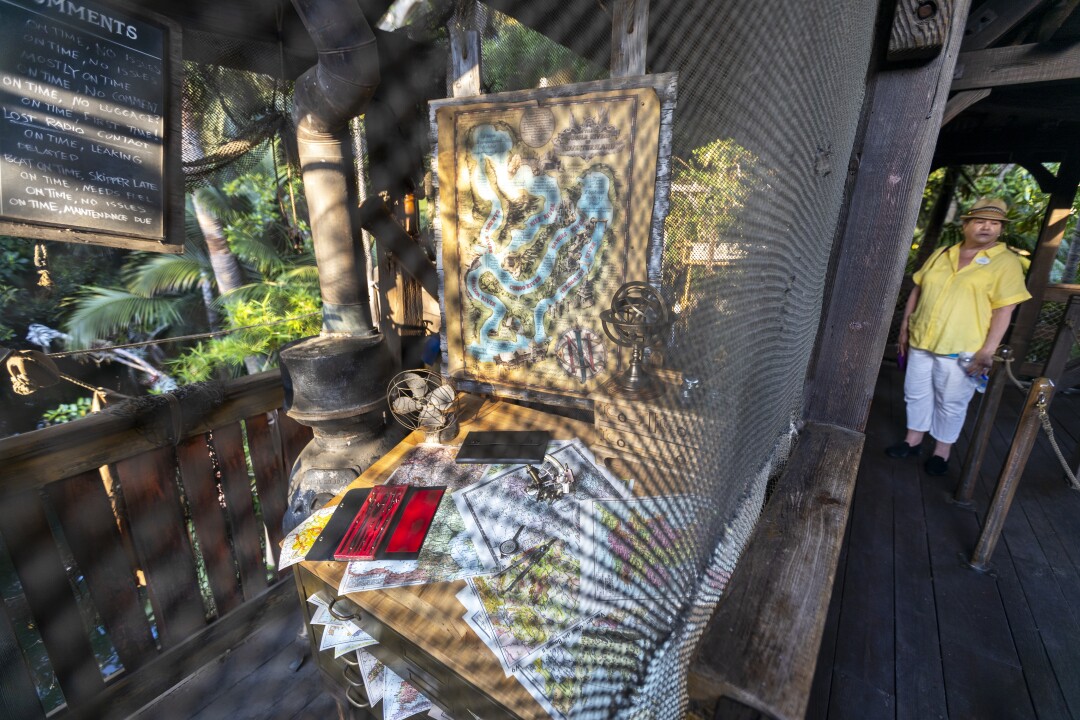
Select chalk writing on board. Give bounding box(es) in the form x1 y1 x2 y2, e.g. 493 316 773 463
0 0 168 239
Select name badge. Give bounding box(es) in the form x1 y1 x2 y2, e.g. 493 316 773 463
975 257 990 265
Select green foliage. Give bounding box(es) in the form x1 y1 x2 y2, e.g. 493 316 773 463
0 237 124 346
481 14 606 93
913 164 1080 278
63 159 318 383
665 139 760 290
38 396 93 428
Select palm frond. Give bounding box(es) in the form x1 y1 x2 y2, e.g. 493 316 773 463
126 241 211 296
63 287 185 348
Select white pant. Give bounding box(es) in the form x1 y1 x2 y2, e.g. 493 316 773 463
903 347 977 444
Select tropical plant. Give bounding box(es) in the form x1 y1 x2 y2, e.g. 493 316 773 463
37 396 93 428
63 160 320 383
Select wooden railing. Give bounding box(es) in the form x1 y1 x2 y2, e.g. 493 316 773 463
0 371 311 720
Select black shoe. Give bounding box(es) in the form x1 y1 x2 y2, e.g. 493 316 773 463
886 441 920 458
925 455 948 476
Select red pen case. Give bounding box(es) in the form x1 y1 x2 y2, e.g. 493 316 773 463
330 485 446 561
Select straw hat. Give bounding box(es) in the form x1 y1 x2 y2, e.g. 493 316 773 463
960 197 1010 223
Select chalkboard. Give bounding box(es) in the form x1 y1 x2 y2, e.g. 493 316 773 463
0 0 182 252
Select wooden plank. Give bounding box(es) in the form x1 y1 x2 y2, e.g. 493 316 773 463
939 645 1036 719
888 0 951 61
610 0 650 77
212 423 269 601
0 488 104 705
278 412 313 475
176 435 243 617
688 423 864 720
0 592 46 720
941 88 990 125
71 580 297 720
825 457 895 708
824 669 895 720
961 0 1047 51
1034 0 1080 42
952 40 1080 91
44 471 157 674
0 371 285 492
1011 160 1080 379
803 0 973 431
245 411 288 567
114 448 206 648
448 26 481 98
959 419 1075 719
130 595 305 720
891 447 947 719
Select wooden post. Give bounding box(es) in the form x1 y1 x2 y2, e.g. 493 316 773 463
803 0 972 431
449 26 481 97
1010 158 1080 367
954 345 1011 505
610 0 649 77
969 378 1054 571
1042 295 1080 383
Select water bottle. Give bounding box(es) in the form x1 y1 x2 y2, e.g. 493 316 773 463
958 353 989 393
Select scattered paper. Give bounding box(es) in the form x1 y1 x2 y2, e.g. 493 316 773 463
356 648 387 706
383 667 433 720
278 507 335 569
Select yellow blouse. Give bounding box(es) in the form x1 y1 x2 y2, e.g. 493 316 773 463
909 242 1031 355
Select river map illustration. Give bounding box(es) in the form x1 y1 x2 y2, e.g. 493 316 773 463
436 86 662 399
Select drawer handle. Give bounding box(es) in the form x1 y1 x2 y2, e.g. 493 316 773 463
617 412 627 422
343 664 365 687
340 652 360 668
617 439 626 448
345 685 370 709
328 597 361 622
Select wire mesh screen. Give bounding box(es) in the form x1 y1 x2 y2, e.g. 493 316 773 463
428 2 880 717
180 32 295 190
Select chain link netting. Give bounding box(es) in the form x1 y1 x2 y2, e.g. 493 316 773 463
180 30 296 191
462 3 876 716
108 4 879 717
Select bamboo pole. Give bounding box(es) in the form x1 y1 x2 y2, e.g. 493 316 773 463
954 346 1011 505
969 378 1055 571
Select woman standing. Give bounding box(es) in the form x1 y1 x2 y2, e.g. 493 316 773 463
887 197 1032 476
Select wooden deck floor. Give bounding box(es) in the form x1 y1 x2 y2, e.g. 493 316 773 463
808 365 1080 720
137 594 342 720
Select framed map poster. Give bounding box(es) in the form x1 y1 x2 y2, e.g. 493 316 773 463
433 75 675 407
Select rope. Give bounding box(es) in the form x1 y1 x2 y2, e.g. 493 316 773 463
992 351 1079 486
1036 394 1080 490
47 312 320 358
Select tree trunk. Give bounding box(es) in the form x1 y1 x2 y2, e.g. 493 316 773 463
913 166 958 271
1061 221 1080 284
192 191 246 294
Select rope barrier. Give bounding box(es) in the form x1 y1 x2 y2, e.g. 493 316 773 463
47 312 321 358
992 351 1079 489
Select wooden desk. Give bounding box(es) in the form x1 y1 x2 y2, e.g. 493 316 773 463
294 399 627 719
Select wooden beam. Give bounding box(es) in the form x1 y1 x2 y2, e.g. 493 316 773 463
610 0 650 77
689 423 864 720
961 0 1048 51
448 25 481 97
1018 159 1059 192
1044 283 1080 302
1044 295 1080 382
889 0 952 62
804 0 973 431
1034 0 1080 42
0 371 284 493
942 88 990 124
952 40 1080 91
1010 157 1080 364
